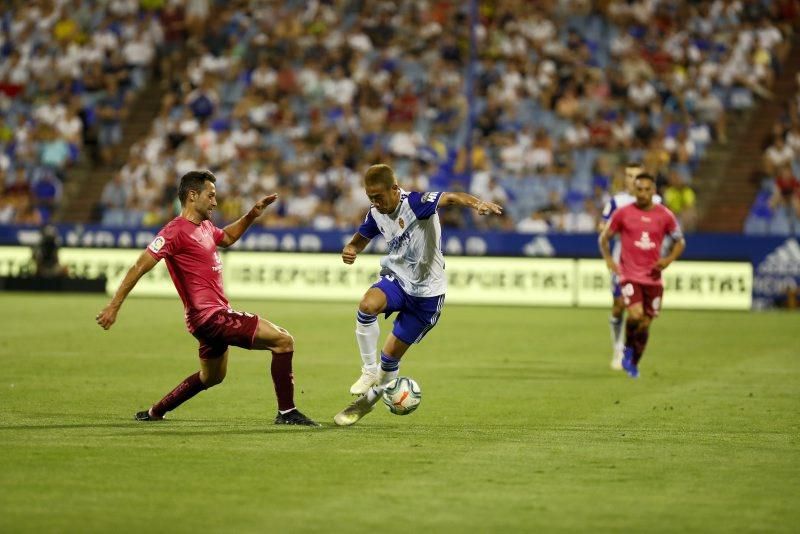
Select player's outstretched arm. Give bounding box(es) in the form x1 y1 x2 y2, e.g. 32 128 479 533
342 233 371 265
439 192 503 216
96 251 159 330
598 226 620 275
219 193 278 247
655 237 686 272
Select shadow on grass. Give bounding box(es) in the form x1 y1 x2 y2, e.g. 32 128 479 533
0 419 353 435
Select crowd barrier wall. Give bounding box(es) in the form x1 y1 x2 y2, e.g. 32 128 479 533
1 225 795 308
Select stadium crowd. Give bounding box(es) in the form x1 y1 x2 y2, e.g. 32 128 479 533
745 70 800 234
1 0 797 234
0 0 166 224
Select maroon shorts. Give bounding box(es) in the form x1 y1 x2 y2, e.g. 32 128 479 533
193 309 260 359
620 281 664 318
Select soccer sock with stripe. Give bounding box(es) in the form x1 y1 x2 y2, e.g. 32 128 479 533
355 310 379 374
151 371 207 418
366 353 401 404
610 315 624 351
270 351 295 412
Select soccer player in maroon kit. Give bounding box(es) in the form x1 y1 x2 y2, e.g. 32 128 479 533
598 173 686 378
96 170 319 425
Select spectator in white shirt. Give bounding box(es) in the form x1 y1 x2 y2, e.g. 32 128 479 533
286 183 321 226
628 74 657 110
764 134 795 175
516 209 550 234
230 118 260 154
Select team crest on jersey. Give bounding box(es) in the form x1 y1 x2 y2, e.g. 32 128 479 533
148 236 165 253
398 217 405 229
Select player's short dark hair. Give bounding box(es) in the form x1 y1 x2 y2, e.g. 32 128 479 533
178 170 216 205
625 161 644 169
364 164 396 189
635 172 656 183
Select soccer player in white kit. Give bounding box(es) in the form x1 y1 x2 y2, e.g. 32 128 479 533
334 164 503 426
599 162 662 370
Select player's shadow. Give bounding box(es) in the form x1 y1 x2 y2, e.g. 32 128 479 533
0 423 137 431
0 421 335 434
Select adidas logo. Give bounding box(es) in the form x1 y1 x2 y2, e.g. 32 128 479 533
758 238 800 276
523 236 555 257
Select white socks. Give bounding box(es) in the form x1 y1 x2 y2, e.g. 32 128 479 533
610 315 624 352
378 352 399 386
366 353 402 405
356 311 379 373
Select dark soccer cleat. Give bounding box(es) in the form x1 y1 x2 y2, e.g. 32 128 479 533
135 409 163 421
274 409 321 427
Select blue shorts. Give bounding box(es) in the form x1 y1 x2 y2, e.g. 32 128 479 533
611 273 622 298
373 276 445 345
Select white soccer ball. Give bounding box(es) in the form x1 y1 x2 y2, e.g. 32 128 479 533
382 377 422 415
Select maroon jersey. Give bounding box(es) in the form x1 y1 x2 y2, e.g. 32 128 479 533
146 217 228 332
607 203 682 286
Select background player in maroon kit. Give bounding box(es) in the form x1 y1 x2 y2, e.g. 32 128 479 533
598 173 686 378
96 170 319 425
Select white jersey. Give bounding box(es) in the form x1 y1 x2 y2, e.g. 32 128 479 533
358 189 446 297
602 192 662 260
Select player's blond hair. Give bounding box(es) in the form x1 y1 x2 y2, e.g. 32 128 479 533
364 164 397 189
625 162 644 172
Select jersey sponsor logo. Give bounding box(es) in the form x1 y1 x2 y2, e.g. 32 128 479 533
421 192 439 203
634 231 656 250
212 251 223 273
386 231 412 254
148 236 165 253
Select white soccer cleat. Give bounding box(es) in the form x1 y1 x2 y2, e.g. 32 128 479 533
611 345 624 370
349 368 378 395
333 394 375 426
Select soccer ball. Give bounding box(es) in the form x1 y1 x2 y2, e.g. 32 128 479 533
382 377 422 415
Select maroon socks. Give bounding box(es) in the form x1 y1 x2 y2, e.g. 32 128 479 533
151 372 207 418
270 351 295 412
625 321 650 365
149 353 296 417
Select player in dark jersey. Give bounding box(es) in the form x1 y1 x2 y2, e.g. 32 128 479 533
598 173 686 378
96 170 318 425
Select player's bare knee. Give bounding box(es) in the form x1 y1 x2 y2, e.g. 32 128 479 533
627 309 643 323
274 330 294 354
200 370 225 388
358 299 381 317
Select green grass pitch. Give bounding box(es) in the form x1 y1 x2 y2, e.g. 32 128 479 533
0 294 798 533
